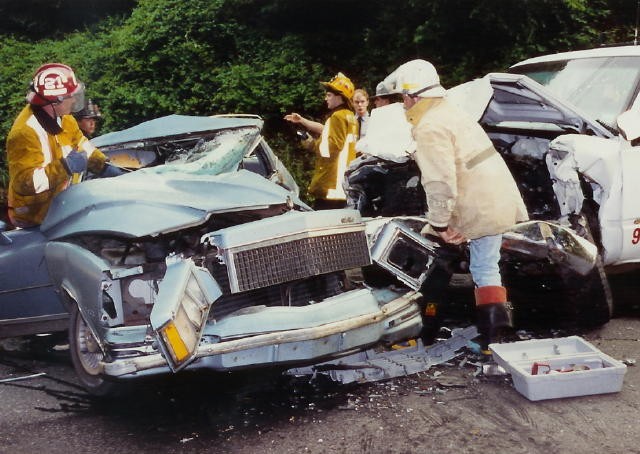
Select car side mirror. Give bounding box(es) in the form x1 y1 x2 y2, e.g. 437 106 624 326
617 109 640 142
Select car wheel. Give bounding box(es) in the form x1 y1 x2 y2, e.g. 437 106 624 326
559 255 613 328
68 303 119 397
562 209 613 327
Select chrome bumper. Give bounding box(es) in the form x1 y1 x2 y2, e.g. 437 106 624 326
101 289 422 378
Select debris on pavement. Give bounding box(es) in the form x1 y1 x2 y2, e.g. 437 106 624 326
287 325 479 384
481 364 509 376
0 372 46 383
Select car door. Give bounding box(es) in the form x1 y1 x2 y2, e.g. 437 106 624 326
0 228 67 337
617 142 640 263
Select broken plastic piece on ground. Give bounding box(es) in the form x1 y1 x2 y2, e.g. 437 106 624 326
482 363 508 376
466 339 482 355
391 339 418 350
286 325 479 384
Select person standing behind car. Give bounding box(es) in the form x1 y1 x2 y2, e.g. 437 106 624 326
6 63 112 228
73 98 102 138
353 88 370 139
389 59 528 355
285 72 357 209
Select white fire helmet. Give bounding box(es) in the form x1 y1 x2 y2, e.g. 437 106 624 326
386 59 446 98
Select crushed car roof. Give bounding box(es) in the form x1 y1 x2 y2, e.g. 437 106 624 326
92 114 263 148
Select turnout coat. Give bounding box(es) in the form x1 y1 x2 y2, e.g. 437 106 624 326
406 97 528 239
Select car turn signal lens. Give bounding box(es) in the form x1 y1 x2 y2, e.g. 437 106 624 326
160 321 190 363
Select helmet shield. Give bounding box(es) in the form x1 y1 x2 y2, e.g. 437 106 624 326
69 83 86 113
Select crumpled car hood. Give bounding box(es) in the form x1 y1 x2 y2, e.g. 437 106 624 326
41 169 296 239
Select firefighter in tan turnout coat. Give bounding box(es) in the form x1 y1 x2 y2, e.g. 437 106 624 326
387 59 528 354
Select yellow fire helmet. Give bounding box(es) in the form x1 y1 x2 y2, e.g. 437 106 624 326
321 72 355 100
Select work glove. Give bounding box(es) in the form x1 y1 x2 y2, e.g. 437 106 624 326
99 163 126 178
61 149 88 176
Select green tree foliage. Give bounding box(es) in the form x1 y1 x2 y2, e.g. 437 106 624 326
0 0 135 40
0 0 637 203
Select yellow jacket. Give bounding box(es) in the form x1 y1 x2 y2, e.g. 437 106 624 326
308 107 357 200
407 97 528 239
6 105 107 226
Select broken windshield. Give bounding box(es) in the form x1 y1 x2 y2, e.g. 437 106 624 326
108 126 260 177
510 56 640 130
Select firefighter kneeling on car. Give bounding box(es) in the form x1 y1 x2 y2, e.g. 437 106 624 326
386 59 529 356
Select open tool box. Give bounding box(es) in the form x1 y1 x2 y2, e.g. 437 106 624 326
490 336 627 401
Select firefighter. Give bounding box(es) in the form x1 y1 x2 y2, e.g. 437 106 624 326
6 63 116 228
73 98 102 138
285 72 357 209
388 59 529 355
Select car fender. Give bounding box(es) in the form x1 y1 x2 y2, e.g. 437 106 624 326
45 241 114 352
548 134 624 264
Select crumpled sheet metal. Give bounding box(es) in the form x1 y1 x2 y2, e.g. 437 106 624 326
287 325 479 384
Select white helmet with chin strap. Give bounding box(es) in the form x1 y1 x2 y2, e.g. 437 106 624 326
387 59 446 98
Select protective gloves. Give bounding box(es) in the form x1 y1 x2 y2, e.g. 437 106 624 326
61 149 88 175
99 163 126 178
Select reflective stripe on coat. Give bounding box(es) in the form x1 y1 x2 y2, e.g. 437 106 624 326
6 105 107 226
308 107 357 201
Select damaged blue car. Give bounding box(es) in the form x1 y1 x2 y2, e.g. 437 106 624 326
0 114 423 395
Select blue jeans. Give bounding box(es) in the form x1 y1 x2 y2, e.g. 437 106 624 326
469 234 503 287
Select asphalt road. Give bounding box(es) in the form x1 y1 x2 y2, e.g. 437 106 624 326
1 291 639 454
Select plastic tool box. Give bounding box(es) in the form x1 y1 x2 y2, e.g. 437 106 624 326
490 336 627 401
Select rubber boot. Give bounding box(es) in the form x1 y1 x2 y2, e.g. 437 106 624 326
475 286 513 358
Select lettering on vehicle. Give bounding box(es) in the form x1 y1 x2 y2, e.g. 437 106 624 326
632 228 640 245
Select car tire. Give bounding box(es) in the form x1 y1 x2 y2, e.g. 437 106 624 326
559 255 613 328
551 207 612 327
68 303 120 397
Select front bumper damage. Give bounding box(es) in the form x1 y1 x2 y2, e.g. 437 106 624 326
100 259 423 378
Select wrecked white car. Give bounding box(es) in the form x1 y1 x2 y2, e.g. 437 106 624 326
509 45 640 135
347 72 623 328
509 45 640 268
0 115 423 395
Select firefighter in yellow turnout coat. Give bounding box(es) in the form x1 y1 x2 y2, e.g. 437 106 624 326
6 63 110 228
285 73 357 209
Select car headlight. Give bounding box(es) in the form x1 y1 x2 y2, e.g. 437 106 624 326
150 258 222 371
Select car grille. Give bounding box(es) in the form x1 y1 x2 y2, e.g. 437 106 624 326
225 230 371 293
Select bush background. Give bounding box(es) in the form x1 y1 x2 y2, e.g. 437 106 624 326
0 0 636 203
